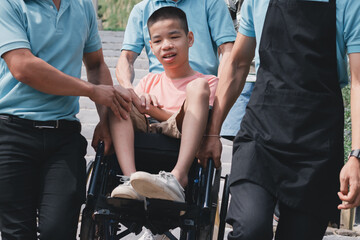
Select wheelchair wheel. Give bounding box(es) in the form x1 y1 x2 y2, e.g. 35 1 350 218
80 206 97 240
80 160 96 240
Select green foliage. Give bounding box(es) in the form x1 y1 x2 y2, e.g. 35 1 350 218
98 0 141 31
343 84 351 162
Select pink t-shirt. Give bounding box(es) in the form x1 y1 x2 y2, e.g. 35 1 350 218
135 72 218 114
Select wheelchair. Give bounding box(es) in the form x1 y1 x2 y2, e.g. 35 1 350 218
79 132 231 240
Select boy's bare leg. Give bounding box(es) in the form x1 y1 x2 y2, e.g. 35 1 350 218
109 111 136 176
171 78 210 187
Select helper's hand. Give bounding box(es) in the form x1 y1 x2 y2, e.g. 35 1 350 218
196 136 222 169
92 119 114 156
90 85 132 120
338 156 360 209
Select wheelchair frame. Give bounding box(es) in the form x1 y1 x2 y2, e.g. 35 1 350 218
80 133 230 240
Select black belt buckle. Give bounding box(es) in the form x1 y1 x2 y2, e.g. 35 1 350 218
33 120 59 129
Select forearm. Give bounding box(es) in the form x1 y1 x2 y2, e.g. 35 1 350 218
207 34 255 135
87 61 112 121
146 105 173 122
207 62 249 135
115 51 137 88
350 53 360 150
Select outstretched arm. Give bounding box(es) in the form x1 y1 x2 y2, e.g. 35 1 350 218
115 50 138 88
338 52 360 209
3 48 131 119
197 33 256 168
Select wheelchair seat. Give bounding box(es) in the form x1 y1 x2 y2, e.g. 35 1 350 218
80 132 229 240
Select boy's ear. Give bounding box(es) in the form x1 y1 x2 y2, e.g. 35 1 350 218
188 31 194 47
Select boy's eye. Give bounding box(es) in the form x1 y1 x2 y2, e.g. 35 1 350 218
153 40 161 43
171 36 180 39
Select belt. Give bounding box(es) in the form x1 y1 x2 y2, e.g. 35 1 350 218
0 114 81 131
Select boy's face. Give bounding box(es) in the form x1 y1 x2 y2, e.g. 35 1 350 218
149 18 194 69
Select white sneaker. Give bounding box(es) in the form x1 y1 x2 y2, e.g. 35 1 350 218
138 229 169 240
110 176 144 200
130 171 185 202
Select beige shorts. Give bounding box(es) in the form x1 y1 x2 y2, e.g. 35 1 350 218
130 103 185 139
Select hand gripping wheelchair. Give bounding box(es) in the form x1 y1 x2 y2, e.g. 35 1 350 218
79 132 231 240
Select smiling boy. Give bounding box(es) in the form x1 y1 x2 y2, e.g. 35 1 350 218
109 7 218 204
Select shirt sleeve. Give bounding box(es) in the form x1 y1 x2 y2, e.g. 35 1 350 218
343 1 360 54
83 0 102 53
0 0 30 57
238 0 256 38
206 0 237 47
121 5 145 54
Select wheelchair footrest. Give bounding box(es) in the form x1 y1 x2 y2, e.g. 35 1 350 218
105 197 188 235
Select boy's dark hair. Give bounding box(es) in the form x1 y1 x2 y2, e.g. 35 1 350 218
147 7 189 35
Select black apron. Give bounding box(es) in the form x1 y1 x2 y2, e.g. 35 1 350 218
231 0 344 219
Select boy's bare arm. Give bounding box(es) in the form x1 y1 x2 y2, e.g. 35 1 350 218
129 89 173 122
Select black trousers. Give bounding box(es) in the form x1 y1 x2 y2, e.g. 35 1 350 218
226 180 328 240
0 118 87 240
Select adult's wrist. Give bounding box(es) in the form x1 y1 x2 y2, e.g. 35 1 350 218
348 149 360 160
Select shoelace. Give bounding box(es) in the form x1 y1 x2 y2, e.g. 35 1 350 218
117 175 131 185
158 171 173 180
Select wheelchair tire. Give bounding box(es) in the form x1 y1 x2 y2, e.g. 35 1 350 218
79 207 97 240
80 160 97 240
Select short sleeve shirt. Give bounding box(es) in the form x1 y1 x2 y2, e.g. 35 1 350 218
122 0 237 76
0 0 102 121
238 0 360 88
135 72 218 113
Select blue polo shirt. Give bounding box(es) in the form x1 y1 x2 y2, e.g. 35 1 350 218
122 0 237 76
239 0 360 88
0 0 101 121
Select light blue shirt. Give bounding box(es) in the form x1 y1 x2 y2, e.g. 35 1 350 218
0 0 101 121
239 0 360 87
122 0 237 76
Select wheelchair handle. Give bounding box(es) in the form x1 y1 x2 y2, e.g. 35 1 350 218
203 158 215 209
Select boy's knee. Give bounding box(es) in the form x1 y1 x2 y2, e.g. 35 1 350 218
186 78 210 99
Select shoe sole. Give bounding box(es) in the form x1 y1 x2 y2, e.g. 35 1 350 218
130 172 183 202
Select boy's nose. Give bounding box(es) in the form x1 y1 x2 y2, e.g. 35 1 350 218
162 39 174 49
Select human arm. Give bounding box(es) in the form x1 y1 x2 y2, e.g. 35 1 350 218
83 49 132 155
218 42 234 77
115 50 138 88
130 89 172 122
3 48 131 117
338 53 360 209
196 33 256 168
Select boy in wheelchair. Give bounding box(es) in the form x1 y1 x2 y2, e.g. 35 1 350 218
109 7 218 205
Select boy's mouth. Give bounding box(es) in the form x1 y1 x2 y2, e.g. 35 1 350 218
163 53 176 59
162 53 176 63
